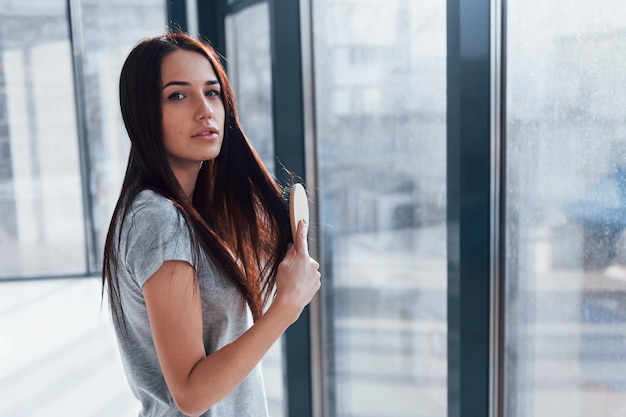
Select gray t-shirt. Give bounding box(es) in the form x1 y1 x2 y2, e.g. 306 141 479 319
112 189 268 417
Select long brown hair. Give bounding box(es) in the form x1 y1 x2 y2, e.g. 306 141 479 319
102 32 291 325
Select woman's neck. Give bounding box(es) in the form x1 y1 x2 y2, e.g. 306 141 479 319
170 162 202 199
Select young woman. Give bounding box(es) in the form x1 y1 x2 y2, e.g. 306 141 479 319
102 32 321 417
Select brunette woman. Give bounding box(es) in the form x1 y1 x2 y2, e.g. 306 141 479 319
102 32 320 417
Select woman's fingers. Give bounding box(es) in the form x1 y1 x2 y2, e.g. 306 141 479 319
294 219 309 255
276 218 320 308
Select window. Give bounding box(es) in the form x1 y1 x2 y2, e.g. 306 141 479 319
226 2 275 173
312 1 447 415
80 0 168 266
505 1 626 415
0 1 85 278
0 0 167 278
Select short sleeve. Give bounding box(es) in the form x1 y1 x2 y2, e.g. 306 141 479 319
121 191 195 288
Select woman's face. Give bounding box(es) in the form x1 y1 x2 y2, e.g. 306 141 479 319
160 49 225 174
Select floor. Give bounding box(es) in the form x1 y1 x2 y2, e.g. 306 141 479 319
0 278 284 417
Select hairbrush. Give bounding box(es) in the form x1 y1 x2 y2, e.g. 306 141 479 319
288 183 309 243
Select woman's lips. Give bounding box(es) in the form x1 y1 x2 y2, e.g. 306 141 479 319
192 125 219 139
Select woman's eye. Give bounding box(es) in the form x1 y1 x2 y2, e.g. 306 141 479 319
168 92 185 100
206 90 221 97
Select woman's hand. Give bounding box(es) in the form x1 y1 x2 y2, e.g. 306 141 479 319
272 219 321 324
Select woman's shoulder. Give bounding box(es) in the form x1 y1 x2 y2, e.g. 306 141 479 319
126 189 182 225
131 189 176 211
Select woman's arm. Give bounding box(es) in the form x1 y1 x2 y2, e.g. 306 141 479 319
143 220 320 417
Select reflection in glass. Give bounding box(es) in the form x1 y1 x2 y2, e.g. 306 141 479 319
0 1 85 277
312 1 447 416
226 4 284 417
505 1 626 416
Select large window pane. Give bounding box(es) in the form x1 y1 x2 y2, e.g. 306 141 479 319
312 1 447 416
0 1 167 416
0 1 85 278
226 3 275 172
80 0 167 265
505 1 626 416
226 4 284 417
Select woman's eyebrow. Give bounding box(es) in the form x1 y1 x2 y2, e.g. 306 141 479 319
162 80 220 89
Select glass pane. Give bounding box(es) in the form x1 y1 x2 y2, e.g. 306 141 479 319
505 1 626 416
312 1 447 416
0 1 85 278
226 4 284 417
226 3 275 173
80 0 167 266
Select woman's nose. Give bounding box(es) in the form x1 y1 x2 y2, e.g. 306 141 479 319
197 98 214 120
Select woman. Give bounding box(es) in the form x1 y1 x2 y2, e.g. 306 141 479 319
102 32 321 417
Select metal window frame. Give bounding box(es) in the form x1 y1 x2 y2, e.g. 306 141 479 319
67 0 98 276
447 0 506 416
268 1 320 416
197 1 227 56
490 0 506 416
167 0 188 32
